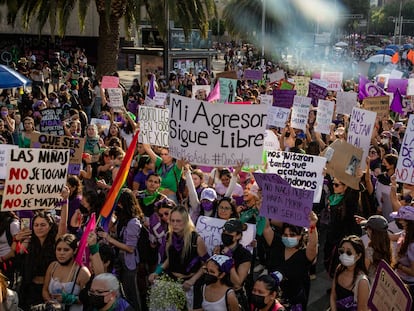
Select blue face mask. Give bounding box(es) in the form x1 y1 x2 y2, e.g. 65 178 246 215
281 236 299 248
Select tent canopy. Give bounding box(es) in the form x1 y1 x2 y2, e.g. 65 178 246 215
0 65 31 88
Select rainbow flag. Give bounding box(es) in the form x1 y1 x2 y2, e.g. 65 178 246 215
100 130 139 218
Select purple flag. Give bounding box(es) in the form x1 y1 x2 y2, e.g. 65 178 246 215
358 75 386 100
388 79 408 95
390 88 404 114
148 74 156 99
273 89 296 108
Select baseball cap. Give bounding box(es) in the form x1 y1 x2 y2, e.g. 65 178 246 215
360 215 388 232
223 218 246 233
208 255 233 273
381 131 392 139
390 205 414 221
200 188 217 202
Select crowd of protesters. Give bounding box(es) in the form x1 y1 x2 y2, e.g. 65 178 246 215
0 41 413 311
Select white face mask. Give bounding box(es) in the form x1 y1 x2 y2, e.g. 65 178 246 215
381 138 389 145
339 253 356 267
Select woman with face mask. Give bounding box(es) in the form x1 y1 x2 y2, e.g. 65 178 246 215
214 218 252 311
250 273 285 311
201 254 239 311
88 273 134 311
42 234 91 310
329 235 370 311
262 213 318 311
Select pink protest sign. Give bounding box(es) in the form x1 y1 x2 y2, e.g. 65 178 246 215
101 76 120 89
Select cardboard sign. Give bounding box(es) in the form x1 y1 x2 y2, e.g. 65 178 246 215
30 133 85 175
254 173 313 227
2 148 69 211
267 106 290 128
101 76 119 89
39 108 64 136
362 96 390 121
321 140 363 190
192 85 211 100
308 80 328 106
273 89 296 109
243 69 263 81
395 114 414 185
168 94 267 167
321 71 343 91
291 96 311 131
268 70 285 83
368 260 412 311
314 99 335 135
215 71 238 80
292 76 310 97
219 78 238 103
107 88 124 110
336 91 358 115
91 118 111 137
260 94 273 106
138 106 169 147
347 107 377 171
0 145 18 179
279 80 295 90
266 151 326 203
196 216 256 255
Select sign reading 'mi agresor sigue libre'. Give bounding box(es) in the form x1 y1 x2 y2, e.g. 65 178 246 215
168 94 268 167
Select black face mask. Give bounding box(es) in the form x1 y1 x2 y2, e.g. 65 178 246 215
204 273 218 285
221 233 234 246
400 132 405 139
251 294 267 309
88 293 107 309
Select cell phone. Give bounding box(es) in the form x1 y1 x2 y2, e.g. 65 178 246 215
21 218 30 229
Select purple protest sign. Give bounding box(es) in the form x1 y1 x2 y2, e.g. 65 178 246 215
273 89 297 108
244 69 263 81
388 79 408 95
307 81 328 106
253 172 312 227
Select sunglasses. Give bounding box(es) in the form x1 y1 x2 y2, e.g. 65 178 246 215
333 183 344 187
338 248 353 256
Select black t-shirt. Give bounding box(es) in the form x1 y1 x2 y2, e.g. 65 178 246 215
219 243 252 269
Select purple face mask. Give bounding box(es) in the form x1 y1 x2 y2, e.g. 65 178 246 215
100 115 109 120
201 201 214 211
1 111 8 117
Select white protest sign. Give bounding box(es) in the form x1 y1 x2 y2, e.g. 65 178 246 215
2 149 69 211
321 71 343 91
168 94 267 167
260 94 273 106
395 114 414 185
267 106 290 128
291 96 311 131
107 88 124 110
0 145 18 179
336 91 358 115
192 85 211 100
347 107 376 171
407 79 414 96
390 69 403 79
263 129 280 151
314 99 335 134
196 216 256 255
91 118 111 137
266 151 326 202
268 70 285 83
138 106 169 147
154 92 168 107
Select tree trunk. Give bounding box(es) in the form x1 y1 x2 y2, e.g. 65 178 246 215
96 13 121 78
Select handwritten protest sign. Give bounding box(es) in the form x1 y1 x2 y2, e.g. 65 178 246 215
266 151 326 202
368 260 412 311
336 91 358 115
292 76 310 97
362 96 390 121
168 94 267 167
279 80 295 90
308 80 328 106
402 96 414 115
39 108 64 136
321 71 343 91
273 90 296 108
101 76 119 89
196 216 256 255
153 92 168 107
347 107 376 171
91 118 111 136
2 149 69 211
30 133 85 175
192 85 211 100
244 69 263 81
138 106 169 147
407 78 414 96
388 79 408 95
107 88 124 111
291 96 311 131
268 70 285 83
219 78 238 103
267 106 290 128
0 145 18 179
395 114 414 185
260 94 273 106
321 140 363 190
314 100 334 135
254 173 313 227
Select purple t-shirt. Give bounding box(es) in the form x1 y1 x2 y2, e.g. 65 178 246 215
121 217 142 270
133 170 153 191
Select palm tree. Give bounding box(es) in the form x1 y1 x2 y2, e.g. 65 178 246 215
1 0 215 77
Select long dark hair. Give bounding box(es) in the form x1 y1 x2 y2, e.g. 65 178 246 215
0 212 18 238
116 188 144 234
399 220 414 258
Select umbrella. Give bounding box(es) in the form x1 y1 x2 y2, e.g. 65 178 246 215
335 41 348 47
365 55 392 63
0 65 31 88
403 43 413 50
385 44 400 52
375 48 397 56
364 45 381 51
